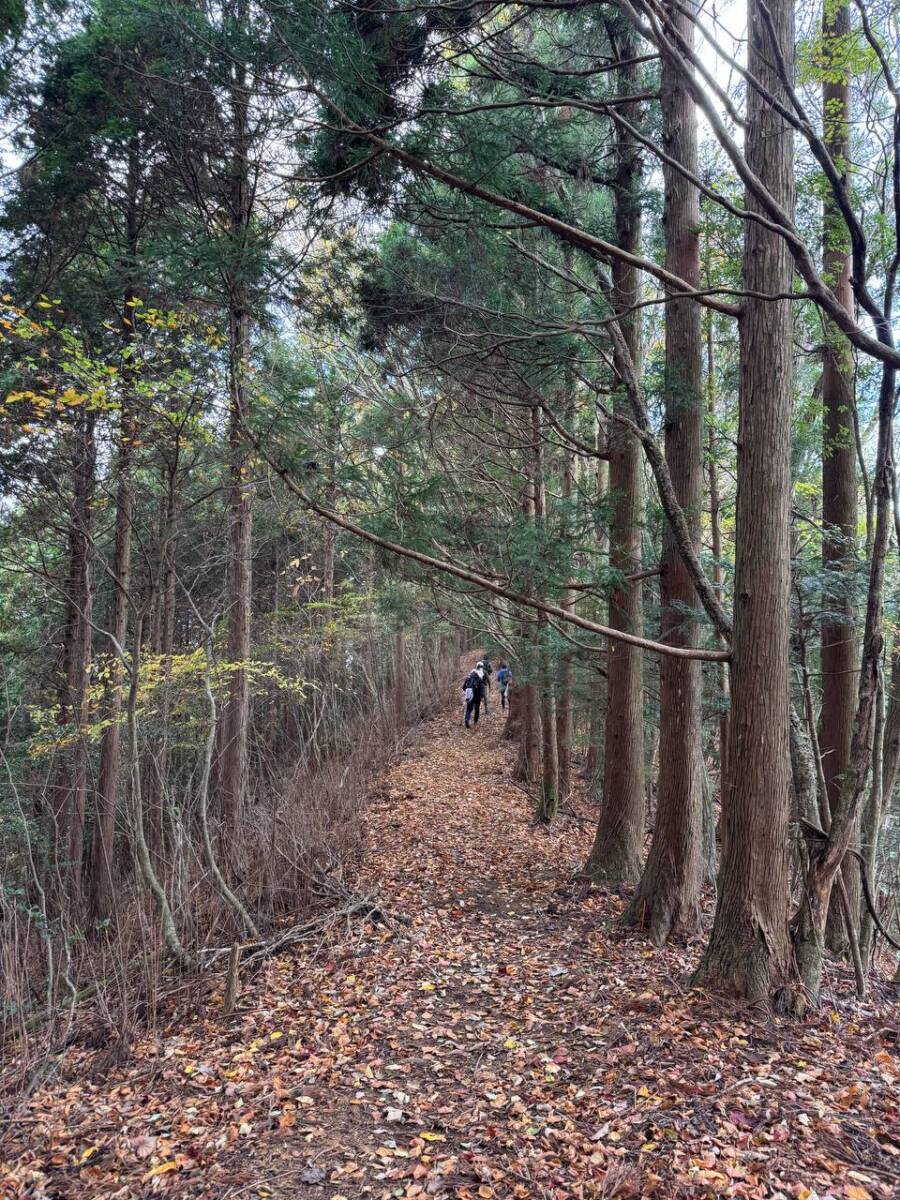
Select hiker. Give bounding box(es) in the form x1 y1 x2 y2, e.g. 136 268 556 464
481 658 494 716
496 662 512 709
462 663 486 728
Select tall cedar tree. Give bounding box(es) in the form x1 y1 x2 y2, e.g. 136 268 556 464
623 0 703 942
694 0 797 1006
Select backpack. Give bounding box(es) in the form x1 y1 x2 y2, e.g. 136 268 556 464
463 670 482 700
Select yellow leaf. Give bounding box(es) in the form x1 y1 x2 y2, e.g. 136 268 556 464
79 1146 100 1164
637 1085 650 1098
504 1037 517 1049
843 1186 872 1200
142 1161 178 1181
419 981 435 992
420 1131 445 1143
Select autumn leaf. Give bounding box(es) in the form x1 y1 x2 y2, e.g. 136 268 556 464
142 1160 179 1182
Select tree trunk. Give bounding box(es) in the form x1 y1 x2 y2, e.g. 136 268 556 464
858 664 884 966
790 3 896 991
554 302 578 800
142 472 178 867
694 0 797 1007
216 303 253 834
532 402 559 821
393 631 406 730
795 350 893 1003
862 646 900 958
881 646 900 799
584 21 645 883
515 679 541 784
538 658 559 821
700 758 717 886
556 384 577 803
624 0 703 942
706 312 730 792
321 403 339 612
584 412 609 782
89 149 142 918
513 428 542 785
89 407 133 919
819 0 860 955
504 671 523 740
52 408 97 901
215 51 253 844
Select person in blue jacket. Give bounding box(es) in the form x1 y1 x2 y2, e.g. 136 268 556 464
496 663 512 710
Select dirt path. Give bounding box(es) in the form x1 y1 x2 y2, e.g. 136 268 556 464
3 702 898 1199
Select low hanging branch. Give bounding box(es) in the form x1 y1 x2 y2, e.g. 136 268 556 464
252 435 729 663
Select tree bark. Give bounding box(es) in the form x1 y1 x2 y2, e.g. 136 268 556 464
584 411 609 782
52 408 97 901
706 311 730 792
142 469 178 868
216 303 253 833
89 404 133 919
858 664 884 966
89 145 142 918
321 402 339 612
584 19 645 883
819 0 860 955
861 645 900 958
795 351 893 1004
215 37 254 844
556 377 577 804
533 402 560 821
694 0 797 1007
624 0 702 941
514 471 541 784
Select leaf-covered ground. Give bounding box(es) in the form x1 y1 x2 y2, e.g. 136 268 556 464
2 702 899 1199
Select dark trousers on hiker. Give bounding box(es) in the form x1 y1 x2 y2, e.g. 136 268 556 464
465 695 482 726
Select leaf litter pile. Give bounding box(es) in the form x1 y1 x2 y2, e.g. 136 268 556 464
2 706 899 1200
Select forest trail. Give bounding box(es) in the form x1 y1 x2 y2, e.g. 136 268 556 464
3 695 899 1200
